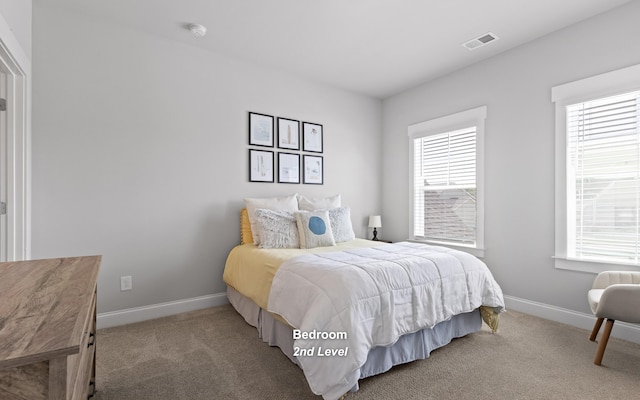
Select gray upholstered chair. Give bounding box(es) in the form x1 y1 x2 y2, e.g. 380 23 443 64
587 271 640 365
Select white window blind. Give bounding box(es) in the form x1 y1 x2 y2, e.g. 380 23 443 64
567 90 640 264
413 127 477 245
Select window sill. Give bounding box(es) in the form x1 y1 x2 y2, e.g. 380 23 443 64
553 256 640 274
407 239 485 258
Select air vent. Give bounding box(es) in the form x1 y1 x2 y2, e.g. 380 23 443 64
462 32 499 50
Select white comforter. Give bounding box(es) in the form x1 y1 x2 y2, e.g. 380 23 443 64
267 241 505 400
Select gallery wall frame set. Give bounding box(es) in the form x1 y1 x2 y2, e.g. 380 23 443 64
248 111 323 184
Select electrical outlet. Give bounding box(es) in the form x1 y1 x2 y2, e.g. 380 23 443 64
120 276 132 291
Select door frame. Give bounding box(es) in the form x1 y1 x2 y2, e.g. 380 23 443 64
0 13 30 261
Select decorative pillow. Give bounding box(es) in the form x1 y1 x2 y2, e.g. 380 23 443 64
244 194 299 245
295 210 336 249
254 209 300 249
328 207 355 243
240 208 253 245
297 194 341 211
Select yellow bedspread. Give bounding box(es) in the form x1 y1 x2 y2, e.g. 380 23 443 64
223 238 382 310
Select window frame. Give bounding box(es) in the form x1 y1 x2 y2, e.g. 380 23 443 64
552 63 640 273
408 106 486 257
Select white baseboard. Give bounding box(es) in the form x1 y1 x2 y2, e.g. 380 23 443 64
504 295 640 344
97 292 229 329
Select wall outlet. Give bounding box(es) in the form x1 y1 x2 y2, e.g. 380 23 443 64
120 276 132 291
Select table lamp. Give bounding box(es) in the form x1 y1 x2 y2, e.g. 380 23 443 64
368 215 382 241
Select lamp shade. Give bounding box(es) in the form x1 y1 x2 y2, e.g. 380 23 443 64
368 215 382 228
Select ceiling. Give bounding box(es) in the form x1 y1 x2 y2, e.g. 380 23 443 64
41 0 633 99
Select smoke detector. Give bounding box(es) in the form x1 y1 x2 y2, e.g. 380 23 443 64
189 23 207 38
462 32 498 50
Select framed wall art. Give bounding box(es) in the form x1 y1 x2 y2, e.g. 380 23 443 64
249 149 274 182
249 112 274 147
302 121 323 153
303 154 323 185
277 117 300 150
278 152 300 184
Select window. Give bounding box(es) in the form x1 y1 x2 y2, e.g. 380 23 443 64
408 106 486 256
553 63 640 272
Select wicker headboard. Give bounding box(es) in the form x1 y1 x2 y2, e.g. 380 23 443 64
240 208 253 245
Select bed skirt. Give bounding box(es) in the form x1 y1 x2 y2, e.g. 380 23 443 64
226 286 482 393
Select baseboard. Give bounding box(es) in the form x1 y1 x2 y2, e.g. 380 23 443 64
97 292 229 329
504 295 640 344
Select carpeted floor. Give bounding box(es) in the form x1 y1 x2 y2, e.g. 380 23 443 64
94 304 640 400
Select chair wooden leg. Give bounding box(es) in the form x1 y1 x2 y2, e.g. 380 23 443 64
589 317 604 341
594 319 615 366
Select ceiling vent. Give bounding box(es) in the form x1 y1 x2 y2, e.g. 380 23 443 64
462 32 499 50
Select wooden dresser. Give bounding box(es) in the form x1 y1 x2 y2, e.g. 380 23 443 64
0 256 101 400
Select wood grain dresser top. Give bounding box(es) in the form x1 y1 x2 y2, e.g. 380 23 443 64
0 256 101 369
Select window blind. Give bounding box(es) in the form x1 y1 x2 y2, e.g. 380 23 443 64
413 127 477 244
567 90 640 263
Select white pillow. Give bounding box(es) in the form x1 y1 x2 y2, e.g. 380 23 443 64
295 210 336 249
328 207 355 243
254 209 300 249
244 194 299 245
297 194 341 211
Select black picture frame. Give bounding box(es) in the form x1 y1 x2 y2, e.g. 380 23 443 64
303 155 323 185
302 121 323 153
278 152 300 184
249 149 274 182
248 112 274 147
277 117 300 150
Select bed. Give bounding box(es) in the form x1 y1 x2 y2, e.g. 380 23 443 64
223 195 505 400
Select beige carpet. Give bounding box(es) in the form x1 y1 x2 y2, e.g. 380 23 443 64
94 304 640 400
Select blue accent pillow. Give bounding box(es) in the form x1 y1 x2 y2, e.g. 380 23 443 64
295 210 336 249
308 216 327 235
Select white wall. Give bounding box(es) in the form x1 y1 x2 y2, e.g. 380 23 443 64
382 0 640 316
32 5 382 315
0 0 31 59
